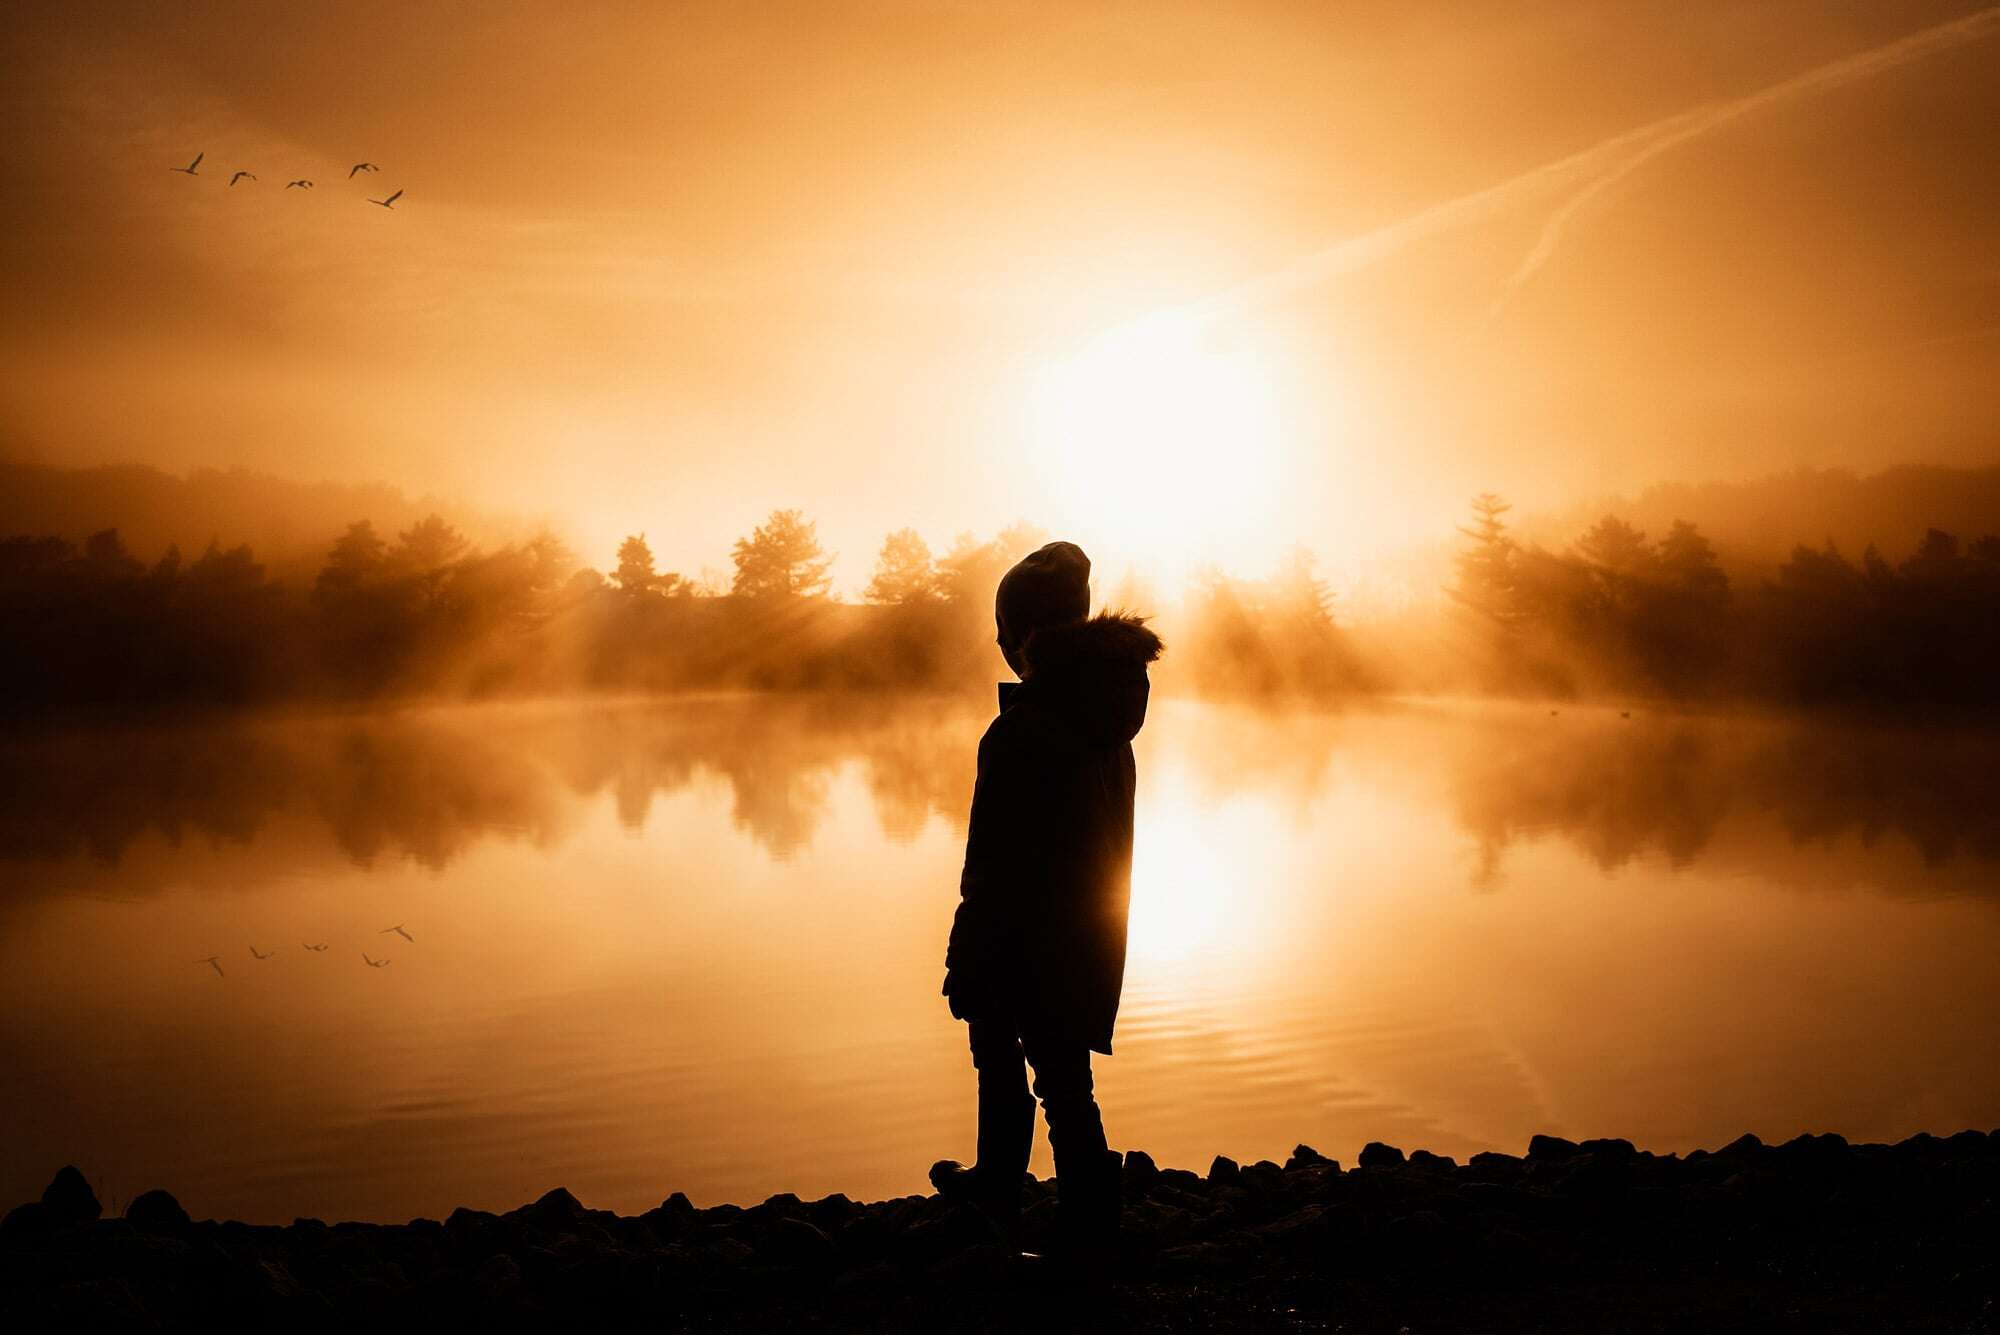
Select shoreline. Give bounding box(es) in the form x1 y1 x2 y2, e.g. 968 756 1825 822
5 1128 1995 1330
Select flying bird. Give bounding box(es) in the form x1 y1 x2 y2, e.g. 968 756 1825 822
287 179 313 189
367 189 403 209
349 162 379 178
171 152 203 175
251 946 274 960
383 924 414 942
230 171 256 187
363 953 391 968
304 942 328 952
196 955 224 978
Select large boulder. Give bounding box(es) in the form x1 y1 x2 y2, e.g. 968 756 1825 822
1122 1148 1160 1196
0 1201 51 1246
40 1165 101 1227
762 1216 836 1269
126 1188 191 1233
1357 1142 1406 1169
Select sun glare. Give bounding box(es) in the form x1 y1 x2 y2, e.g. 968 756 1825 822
1024 311 1293 581
1136 783 1256 959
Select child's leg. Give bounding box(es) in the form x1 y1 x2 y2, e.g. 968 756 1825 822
1020 1032 1119 1242
966 1016 1035 1189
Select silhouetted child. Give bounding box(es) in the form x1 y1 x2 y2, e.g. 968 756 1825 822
931 540 1163 1257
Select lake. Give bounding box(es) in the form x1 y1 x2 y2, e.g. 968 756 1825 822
3 695 1996 1224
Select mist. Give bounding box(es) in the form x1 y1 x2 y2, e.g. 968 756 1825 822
6 2 1998 587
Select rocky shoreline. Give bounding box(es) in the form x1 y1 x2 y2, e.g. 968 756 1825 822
5 1129 1996 1330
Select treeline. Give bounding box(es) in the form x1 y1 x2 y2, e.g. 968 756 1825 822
1447 494 2000 707
5 492 1997 714
0 512 1043 710
1 497 1385 713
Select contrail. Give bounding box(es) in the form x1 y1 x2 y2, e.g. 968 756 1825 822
1494 5 2000 312
1189 7 2000 322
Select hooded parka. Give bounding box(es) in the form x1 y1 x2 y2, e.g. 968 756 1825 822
943 612 1164 1055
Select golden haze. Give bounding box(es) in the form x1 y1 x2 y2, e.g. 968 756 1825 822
3 1 1997 589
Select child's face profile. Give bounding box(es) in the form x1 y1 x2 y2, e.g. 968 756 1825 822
997 631 1030 680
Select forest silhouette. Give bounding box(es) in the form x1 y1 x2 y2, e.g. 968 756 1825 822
1 474 1997 713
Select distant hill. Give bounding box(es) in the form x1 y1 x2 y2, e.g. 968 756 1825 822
1520 464 2000 577
0 460 527 582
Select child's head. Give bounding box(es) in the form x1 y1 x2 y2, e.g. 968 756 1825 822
995 541 1091 677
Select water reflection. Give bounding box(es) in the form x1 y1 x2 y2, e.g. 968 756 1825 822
5 699 1995 888
0 695 987 881
1442 706 2000 894
2 697 1997 1224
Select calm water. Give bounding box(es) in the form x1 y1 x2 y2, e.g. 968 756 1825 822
3 696 1996 1223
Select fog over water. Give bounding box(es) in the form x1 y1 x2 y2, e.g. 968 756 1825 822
3 696 1996 1223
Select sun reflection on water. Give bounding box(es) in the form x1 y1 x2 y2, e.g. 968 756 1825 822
1128 772 1285 969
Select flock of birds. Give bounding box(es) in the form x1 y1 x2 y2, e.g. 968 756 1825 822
196 924 414 978
171 151 403 210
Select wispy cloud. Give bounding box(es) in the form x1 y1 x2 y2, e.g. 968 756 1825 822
1194 6 2000 322
1492 5 2000 315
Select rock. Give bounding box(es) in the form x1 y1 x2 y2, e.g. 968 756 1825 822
1359 1142 1406 1168
1123 1198 1197 1246
806 1192 859 1231
1555 1155 1630 1198
1407 1149 1457 1171
126 1188 191 1233
1718 1133 1764 1156
830 1260 898 1299
763 1216 835 1268
445 1206 497 1232
892 1207 991 1268
1386 1208 1448 1248
640 1192 696 1242
1466 1151 1526 1181
1527 1135 1579 1162
758 1191 806 1220
1241 1160 1285 1195
40 1165 101 1226
1777 1132 1848 1163
514 1186 584 1228
927 1240 1013 1288
1 1200 52 1246
475 1251 523 1300
1578 1138 1636 1160
1256 1203 1336 1247
703 1234 756 1268
1158 1168 1206 1195
1207 1155 1240 1185
257 1257 302 1301
1123 1149 1160 1196
1156 1239 1249 1277
1206 1185 1252 1221
1286 1144 1328 1170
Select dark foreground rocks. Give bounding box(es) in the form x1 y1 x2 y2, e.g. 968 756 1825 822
4 1129 1997 1331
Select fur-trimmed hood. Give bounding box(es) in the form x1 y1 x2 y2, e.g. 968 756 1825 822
1005 612 1164 746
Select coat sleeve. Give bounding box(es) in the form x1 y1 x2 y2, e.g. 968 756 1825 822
942 720 1034 1016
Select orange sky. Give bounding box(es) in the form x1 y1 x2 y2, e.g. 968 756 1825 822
4 1 1997 591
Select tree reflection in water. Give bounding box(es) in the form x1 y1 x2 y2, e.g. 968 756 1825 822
0 698 1993 895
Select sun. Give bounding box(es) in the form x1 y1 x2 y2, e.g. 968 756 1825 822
1022 310 1293 580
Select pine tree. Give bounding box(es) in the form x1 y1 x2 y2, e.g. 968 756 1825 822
1447 493 1520 624
864 528 940 604
731 509 833 599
